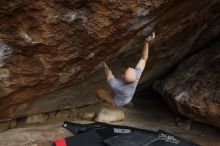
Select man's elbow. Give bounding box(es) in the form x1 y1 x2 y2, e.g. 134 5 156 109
141 57 148 61
107 75 114 80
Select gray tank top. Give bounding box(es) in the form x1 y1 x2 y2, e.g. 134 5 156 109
108 66 144 106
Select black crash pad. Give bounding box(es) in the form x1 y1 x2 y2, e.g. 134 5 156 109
53 121 200 146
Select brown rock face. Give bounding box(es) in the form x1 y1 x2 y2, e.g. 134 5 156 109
154 43 220 128
0 0 220 120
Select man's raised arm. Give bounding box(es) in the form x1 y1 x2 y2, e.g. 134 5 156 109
103 62 115 80
136 32 155 69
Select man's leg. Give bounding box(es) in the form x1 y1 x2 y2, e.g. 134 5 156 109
97 89 116 106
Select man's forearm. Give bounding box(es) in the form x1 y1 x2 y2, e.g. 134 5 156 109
105 66 111 75
103 62 114 79
104 62 111 74
141 42 149 60
137 32 154 68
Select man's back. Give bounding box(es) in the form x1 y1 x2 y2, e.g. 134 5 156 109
108 66 143 106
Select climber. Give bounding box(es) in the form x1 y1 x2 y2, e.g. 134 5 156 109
97 32 155 106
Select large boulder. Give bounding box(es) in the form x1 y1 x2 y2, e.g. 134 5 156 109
0 0 220 119
154 43 220 128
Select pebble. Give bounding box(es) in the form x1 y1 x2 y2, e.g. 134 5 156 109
78 112 96 121
95 108 125 123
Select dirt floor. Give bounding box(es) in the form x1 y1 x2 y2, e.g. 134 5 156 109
0 90 220 146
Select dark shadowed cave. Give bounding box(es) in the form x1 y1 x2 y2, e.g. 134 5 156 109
0 0 220 145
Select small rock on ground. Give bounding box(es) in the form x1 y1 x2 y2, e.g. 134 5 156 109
78 112 96 121
95 108 125 123
25 113 49 124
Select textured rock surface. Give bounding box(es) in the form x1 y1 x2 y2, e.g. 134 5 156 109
154 43 220 128
25 113 48 124
0 0 220 120
0 124 72 146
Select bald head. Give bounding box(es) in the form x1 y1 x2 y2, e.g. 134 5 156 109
123 67 136 83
